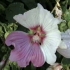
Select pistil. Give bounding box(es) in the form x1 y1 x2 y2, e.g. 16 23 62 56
29 25 46 45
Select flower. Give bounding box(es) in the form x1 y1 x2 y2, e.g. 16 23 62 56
5 4 61 67
46 63 63 70
57 29 70 58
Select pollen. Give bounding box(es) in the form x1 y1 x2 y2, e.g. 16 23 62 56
29 25 46 45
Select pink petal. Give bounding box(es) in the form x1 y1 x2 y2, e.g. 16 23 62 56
31 44 45 67
5 31 30 49
5 31 32 67
17 47 32 67
5 31 45 67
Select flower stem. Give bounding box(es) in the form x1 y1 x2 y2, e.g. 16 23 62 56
51 0 60 13
0 49 11 70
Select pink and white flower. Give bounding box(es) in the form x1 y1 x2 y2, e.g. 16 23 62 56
5 4 61 67
57 29 70 58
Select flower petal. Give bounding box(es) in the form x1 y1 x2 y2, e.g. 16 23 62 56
38 4 61 32
46 30 61 53
41 30 61 54
31 44 45 67
5 31 32 67
40 30 61 65
58 41 67 49
5 31 30 48
16 47 32 67
40 43 56 65
57 29 70 58
13 5 40 28
13 3 61 30
61 29 70 39
57 40 70 58
42 17 61 33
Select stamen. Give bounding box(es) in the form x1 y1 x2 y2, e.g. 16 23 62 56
29 25 46 45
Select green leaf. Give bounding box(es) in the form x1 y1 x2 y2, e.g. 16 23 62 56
31 64 36 70
7 23 18 31
4 31 10 39
68 21 70 28
1 46 7 53
59 22 68 32
6 0 14 2
68 0 70 5
0 4 5 14
3 65 10 70
6 2 26 23
4 23 18 39
17 24 29 32
61 58 70 70
61 58 70 65
24 65 31 70
63 10 70 21
0 26 4 37
62 65 69 70
21 0 37 9
10 62 18 70
61 0 68 13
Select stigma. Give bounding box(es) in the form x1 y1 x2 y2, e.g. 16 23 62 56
29 25 46 45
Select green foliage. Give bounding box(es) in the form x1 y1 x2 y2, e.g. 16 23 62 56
61 58 70 70
6 0 14 3
61 0 68 13
0 22 18 38
0 4 5 14
3 61 18 70
0 26 4 37
68 21 70 28
68 0 70 5
6 2 26 23
63 10 70 21
62 58 70 65
59 22 68 32
21 0 37 9
0 22 18 69
59 9 70 32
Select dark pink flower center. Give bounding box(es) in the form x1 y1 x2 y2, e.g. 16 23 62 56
29 25 46 45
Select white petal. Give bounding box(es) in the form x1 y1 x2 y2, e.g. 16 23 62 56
13 3 44 28
13 3 61 29
38 4 62 32
61 32 70 40
38 3 61 25
42 17 61 33
58 45 70 58
41 43 56 65
57 40 70 58
60 29 70 48
13 5 40 28
65 29 70 34
44 30 61 53
40 29 61 65
58 41 67 49
57 29 70 58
